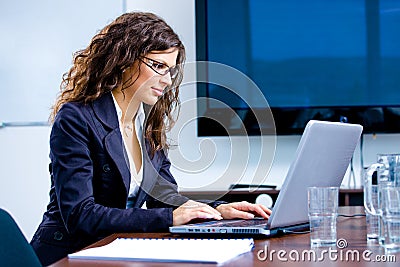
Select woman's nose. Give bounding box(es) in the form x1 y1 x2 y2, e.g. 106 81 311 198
159 72 173 86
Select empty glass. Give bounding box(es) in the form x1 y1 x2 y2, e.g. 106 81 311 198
379 186 400 253
308 187 339 247
364 184 379 240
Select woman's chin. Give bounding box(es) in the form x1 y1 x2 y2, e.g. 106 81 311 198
143 96 160 106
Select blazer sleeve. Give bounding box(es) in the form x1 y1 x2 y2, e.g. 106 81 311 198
146 151 190 209
51 104 173 236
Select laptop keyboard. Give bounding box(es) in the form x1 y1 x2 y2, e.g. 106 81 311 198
188 218 268 228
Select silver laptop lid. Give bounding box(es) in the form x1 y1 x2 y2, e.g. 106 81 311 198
267 120 363 229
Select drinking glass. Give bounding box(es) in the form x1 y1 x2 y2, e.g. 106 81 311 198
364 184 379 240
379 186 400 253
308 187 339 247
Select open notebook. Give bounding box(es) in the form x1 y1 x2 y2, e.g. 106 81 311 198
68 238 254 264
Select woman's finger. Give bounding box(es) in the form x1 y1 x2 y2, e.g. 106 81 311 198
223 202 271 219
224 208 255 219
247 204 271 219
183 200 221 217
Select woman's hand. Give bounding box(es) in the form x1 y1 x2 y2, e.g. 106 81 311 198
172 200 223 226
215 201 272 220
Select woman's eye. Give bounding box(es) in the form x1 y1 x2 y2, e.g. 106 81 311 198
153 63 166 70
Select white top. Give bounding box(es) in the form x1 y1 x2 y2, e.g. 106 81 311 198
111 94 145 198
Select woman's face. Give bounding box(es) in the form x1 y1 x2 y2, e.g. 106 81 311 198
124 48 179 106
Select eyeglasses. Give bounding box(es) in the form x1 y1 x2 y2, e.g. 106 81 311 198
139 56 179 79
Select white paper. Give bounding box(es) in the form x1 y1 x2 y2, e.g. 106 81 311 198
69 238 254 264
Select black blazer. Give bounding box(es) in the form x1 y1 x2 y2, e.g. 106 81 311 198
31 92 192 265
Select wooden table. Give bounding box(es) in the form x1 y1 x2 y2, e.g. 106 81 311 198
51 207 399 266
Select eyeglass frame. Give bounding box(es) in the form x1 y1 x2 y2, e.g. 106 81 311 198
138 56 179 79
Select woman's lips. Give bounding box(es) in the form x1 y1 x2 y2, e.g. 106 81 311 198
152 87 163 96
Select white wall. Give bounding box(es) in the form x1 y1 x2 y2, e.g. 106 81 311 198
1 0 399 240
0 127 51 240
0 0 123 239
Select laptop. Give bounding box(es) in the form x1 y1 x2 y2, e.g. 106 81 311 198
169 120 363 236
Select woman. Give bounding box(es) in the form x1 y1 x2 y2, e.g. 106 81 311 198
30 12 271 266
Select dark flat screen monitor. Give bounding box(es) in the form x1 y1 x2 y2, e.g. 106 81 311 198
196 0 400 135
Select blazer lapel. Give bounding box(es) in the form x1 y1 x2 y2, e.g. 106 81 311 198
132 139 162 207
91 93 163 206
104 130 131 194
91 93 131 195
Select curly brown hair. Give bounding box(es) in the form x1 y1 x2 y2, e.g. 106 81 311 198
51 12 186 154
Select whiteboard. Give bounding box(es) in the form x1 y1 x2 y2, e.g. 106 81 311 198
0 0 123 123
